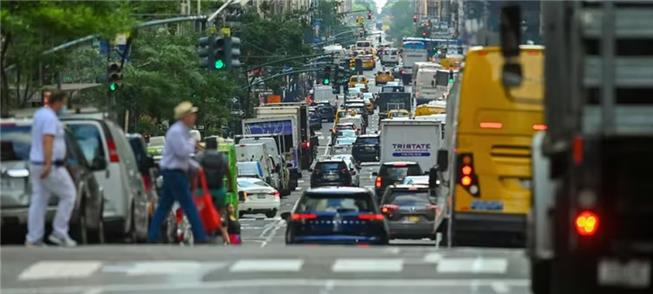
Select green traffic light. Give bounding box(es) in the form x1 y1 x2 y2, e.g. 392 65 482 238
323 78 330 85
109 82 118 92
214 59 225 70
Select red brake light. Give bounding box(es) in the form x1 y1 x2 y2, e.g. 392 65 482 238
532 124 548 131
575 211 599 236
107 138 120 162
272 191 280 199
375 176 382 188
381 204 398 214
358 213 385 221
480 121 503 129
291 213 317 221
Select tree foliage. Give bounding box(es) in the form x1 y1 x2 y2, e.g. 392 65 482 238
381 0 416 45
0 0 133 114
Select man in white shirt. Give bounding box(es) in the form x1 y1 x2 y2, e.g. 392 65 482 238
26 90 77 247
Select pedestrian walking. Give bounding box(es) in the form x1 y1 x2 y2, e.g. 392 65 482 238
147 101 208 243
26 90 77 247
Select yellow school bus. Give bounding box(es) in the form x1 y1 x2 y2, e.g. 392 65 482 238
439 46 544 246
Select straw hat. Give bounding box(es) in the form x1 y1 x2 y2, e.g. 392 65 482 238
174 101 198 119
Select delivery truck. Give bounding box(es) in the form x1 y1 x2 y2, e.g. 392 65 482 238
379 118 443 172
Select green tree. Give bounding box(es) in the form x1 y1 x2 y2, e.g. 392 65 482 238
114 29 235 134
381 0 416 45
0 0 133 115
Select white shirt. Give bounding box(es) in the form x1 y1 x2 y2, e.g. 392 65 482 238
29 107 66 163
159 121 198 171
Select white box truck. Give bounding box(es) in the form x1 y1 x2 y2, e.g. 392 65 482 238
379 118 443 172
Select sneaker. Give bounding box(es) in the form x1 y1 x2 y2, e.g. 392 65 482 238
25 240 47 247
48 234 77 247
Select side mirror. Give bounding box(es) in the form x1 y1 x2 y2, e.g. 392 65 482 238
500 5 521 59
90 157 108 171
502 63 523 88
280 212 291 220
429 167 439 189
437 149 448 172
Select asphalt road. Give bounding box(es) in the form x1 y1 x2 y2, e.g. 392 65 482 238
1 245 531 294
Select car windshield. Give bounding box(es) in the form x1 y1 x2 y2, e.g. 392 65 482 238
336 130 356 138
66 124 106 166
384 191 434 206
355 137 378 145
297 193 373 213
238 178 269 188
0 125 31 162
382 165 422 181
316 162 345 172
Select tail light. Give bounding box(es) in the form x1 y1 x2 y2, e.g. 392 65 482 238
532 123 548 131
358 213 385 221
107 138 120 162
381 204 398 214
375 176 382 188
575 210 599 236
457 153 480 196
272 191 280 199
479 121 503 129
291 213 317 221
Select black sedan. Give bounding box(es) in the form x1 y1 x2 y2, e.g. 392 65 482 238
283 187 389 245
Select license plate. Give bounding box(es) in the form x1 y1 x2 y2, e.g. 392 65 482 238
598 258 651 288
404 216 420 223
365 146 375 151
325 174 338 180
256 194 267 199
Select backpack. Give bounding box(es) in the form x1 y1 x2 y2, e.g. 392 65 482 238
198 150 227 189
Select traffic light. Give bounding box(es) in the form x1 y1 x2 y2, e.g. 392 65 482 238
322 66 332 85
107 62 122 92
225 37 242 68
198 36 229 71
368 10 372 20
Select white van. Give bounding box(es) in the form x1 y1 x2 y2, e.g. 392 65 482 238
381 48 399 65
63 117 150 241
236 143 280 191
238 136 291 195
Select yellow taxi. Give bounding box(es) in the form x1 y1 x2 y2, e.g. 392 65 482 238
387 109 410 119
374 70 393 85
334 108 355 125
361 55 375 70
415 102 446 116
348 75 369 88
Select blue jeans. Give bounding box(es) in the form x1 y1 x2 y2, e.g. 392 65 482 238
148 169 207 242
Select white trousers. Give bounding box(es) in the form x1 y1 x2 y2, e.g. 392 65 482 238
26 165 76 243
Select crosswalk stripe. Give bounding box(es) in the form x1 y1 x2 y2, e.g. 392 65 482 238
19 261 102 280
332 258 403 272
229 259 303 272
436 258 508 274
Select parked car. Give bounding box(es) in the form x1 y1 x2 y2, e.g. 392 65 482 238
330 154 360 187
380 185 437 240
283 187 388 245
373 161 423 201
126 134 158 216
62 115 149 242
310 160 353 188
0 118 105 244
146 136 165 162
237 177 280 218
352 134 380 163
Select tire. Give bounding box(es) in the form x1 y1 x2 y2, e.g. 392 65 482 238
265 209 277 218
531 259 551 294
71 205 89 245
87 199 105 244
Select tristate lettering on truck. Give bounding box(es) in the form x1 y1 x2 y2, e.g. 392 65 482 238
379 117 444 172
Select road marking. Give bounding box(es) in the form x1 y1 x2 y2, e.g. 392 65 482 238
423 253 443 263
18 261 102 280
491 281 510 293
331 258 403 272
229 259 303 272
2 279 530 293
437 257 508 274
102 261 226 276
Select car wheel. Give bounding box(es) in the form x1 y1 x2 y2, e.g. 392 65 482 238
71 202 89 245
87 199 105 244
265 209 277 218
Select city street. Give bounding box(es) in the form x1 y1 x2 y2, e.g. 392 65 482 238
0 245 529 294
